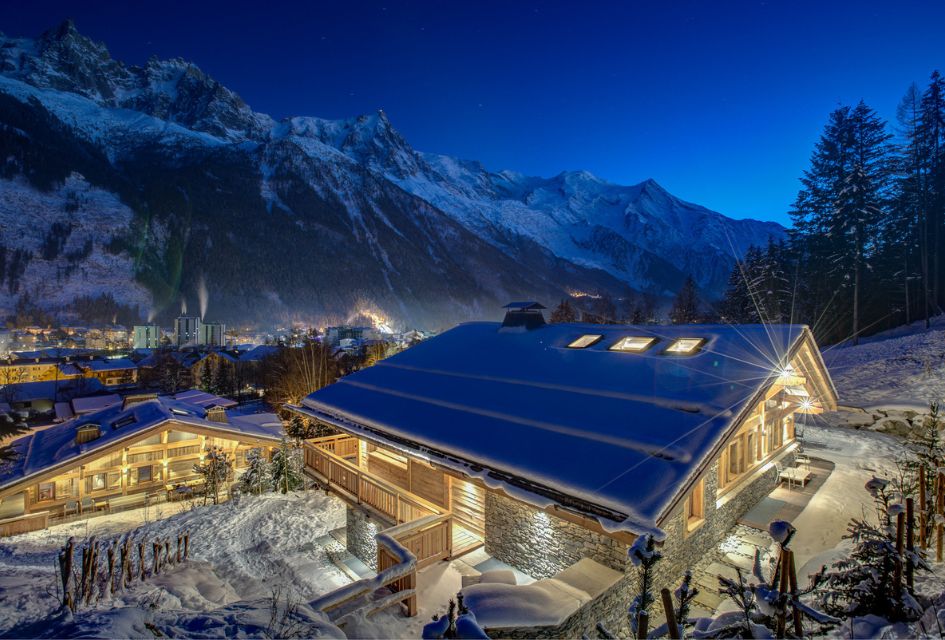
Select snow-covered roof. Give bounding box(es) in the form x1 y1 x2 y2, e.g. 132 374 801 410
0 378 105 402
0 397 284 494
238 345 279 362
71 394 122 414
172 389 239 409
81 358 137 372
300 321 829 536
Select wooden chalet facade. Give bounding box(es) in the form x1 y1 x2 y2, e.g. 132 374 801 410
0 395 283 536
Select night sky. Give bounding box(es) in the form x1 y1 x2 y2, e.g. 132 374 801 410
2 0 943 225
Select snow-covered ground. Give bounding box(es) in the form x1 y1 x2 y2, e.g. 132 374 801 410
0 491 348 638
822 315 945 409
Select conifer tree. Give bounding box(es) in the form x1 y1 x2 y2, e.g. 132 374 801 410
238 448 270 495
669 276 700 324
270 439 304 494
193 446 232 505
790 102 893 344
627 534 662 638
285 415 316 445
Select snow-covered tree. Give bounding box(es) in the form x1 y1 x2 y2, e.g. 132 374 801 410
627 534 662 638
193 446 232 505
549 299 578 323
270 439 304 494
238 448 270 495
910 402 944 546
819 481 930 623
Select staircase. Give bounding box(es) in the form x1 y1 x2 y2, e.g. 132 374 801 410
688 524 779 616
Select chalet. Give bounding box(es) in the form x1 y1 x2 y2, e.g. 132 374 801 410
288 304 837 635
0 395 284 536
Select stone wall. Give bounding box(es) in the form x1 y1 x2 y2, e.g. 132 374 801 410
655 461 778 592
478 462 778 638
345 506 379 571
484 491 627 578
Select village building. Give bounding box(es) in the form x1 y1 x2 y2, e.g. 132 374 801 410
287 304 837 636
0 395 284 536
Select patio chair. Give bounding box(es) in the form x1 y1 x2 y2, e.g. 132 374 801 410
63 500 78 517
80 497 95 513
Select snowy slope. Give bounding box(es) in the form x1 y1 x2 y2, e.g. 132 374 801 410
0 21 784 326
0 492 348 638
821 316 945 408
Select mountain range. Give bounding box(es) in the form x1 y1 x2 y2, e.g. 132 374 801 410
0 21 783 328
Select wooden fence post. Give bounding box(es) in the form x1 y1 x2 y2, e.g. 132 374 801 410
906 497 915 591
894 511 905 596
937 471 944 562
59 537 75 612
919 471 927 550
788 550 803 637
661 587 680 639
776 551 790 637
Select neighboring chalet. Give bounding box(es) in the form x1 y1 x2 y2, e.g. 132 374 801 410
288 304 837 635
0 395 284 536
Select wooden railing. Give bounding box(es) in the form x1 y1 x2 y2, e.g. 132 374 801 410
303 438 440 524
309 434 360 459
302 437 453 625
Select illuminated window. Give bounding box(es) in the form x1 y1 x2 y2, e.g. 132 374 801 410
92 473 106 491
38 482 55 501
664 338 705 355
609 336 657 352
687 478 705 529
567 334 603 349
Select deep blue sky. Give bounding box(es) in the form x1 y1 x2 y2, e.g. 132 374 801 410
2 0 943 225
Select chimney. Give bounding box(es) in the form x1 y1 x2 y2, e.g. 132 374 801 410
206 406 228 423
122 393 157 410
501 302 547 330
75 424 101 445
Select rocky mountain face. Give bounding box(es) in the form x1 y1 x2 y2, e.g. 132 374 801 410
0 21 783 329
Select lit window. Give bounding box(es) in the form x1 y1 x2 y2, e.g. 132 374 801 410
38 482 55 501
609 337 657 352
567 334 603 349
664 338 705 355
92 473 106 491
687 478 705 529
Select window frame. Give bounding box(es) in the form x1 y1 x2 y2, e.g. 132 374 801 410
608 336 658 353
686 477 705 531
566 334 604 349
662 337 706 355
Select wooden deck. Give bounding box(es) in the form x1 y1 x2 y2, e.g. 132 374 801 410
738 456 835 530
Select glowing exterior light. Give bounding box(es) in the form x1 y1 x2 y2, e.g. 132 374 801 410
800 399 813 411
609 336 657 353
664 338 705 355
567 334 603 349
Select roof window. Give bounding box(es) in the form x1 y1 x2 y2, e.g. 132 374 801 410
663 338 705 355
609 336 657 353
567 334 603 349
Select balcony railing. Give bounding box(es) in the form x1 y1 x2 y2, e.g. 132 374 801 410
302 436 453 625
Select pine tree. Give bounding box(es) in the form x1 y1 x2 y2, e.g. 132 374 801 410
285 415 316 445
549 299 578 323
791 102 893 344
920 71 945 312
270 439 304 494
238 448 270 495
216 358 233 397
199 359 214 393
669 276 700 324
193 446 232 505
627 534 662 638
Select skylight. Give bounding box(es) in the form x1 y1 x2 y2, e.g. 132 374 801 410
609 336 657 352
567 334 603 349
663 338 705 355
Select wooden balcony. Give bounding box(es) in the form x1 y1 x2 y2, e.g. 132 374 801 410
303 435 456 623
